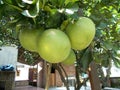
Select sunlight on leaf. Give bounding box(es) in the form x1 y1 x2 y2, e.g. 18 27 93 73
21 0 39 18
113 56 120 68
65 0 78 5
22 0 37 4
16 0 26 7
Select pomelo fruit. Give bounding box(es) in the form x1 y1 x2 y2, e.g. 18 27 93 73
65 17 96 50
19 28 43 52
37 29 71 63
62 49 76 65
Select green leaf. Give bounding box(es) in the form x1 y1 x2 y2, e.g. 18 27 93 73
65 0 78 5
45 10 63 28
93 53 103 64
3 1 23 12
0 4 4 19
60 19 69 31
58 0 65 8
117 50 120 58
79 48 93 71
21 0 39 18
47 0 65 8
0 40 3 46
16 0 26 7
22 0 37 4
99 22 107 29
102 40 114 50
113 56 120 68
48 0 58 6
4 0 14 4
64 2 79 20
101 58 109 67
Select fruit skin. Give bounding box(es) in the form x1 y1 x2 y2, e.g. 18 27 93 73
37 29 71 63
66 17 96 50
19 28 43 52
62 49 76 66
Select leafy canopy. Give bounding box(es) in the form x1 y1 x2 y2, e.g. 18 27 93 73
0 0 120 69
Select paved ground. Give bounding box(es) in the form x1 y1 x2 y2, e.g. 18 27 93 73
49 86 91 90
14 86 44 90
14 86 90 90
14 85 120 90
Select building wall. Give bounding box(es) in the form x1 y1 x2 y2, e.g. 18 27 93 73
15 62 30 81
37 62 75 88
0 46 18 70
15 80 29 87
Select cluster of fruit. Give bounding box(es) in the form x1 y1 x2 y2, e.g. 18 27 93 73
19 17 96 65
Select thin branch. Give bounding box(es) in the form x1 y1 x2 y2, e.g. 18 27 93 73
54 64 70 90
59 64 69 84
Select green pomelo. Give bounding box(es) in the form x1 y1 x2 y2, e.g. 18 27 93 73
62 49 76 65
19 28 43 52
37 29 71 63
66 17 96 50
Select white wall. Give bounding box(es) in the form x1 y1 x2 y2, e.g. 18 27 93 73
15 62 42 81
15 62 30 81
0 46 18 69
102 61 120 77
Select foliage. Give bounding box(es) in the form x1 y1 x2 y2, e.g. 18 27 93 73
0 0 120 89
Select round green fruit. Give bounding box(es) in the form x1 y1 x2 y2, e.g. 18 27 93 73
66 17 96 50
37 29 71 63
62 49 76 66
19 28 43 52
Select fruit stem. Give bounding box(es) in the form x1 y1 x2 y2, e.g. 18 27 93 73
45 63 52 90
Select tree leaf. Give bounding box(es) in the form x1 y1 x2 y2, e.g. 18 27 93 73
116 50 120 58
4 0 14 4
102 40 114 50
65 0 78 5
47 0 65 8
58 0 65 8
45 11 63 28
21 0 39 18
113 56 120 68
22 0 37 4
79 47 93 71
16 0 26 7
